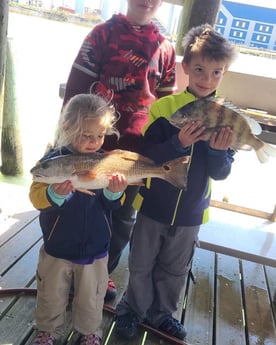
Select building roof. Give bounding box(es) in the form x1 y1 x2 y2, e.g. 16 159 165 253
223 1 276 23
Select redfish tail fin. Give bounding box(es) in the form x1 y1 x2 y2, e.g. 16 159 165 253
256 143 276 163
163 156 190 189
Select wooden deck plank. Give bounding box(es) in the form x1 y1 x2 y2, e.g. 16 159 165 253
199 207 276 266
265 265 276 317
184 248 215 345
215 254 246 344
241 260 276 345
0 182 38 242
0 218 41 274
0 240 41 314
1 207 276 345
105 326 145 345
0 289 74 345
0 210 38 245
0 294 37 344
144 331 182 345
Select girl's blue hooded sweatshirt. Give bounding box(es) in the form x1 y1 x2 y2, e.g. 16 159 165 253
29 147 123 261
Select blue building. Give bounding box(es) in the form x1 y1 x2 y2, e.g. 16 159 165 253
216 1 276 50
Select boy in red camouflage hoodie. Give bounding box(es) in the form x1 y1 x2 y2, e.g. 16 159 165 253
63 0 176 300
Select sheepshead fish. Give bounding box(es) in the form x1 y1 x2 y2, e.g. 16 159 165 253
30 149 189 194
169 97 276 163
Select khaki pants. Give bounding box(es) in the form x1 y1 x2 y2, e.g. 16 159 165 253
35 246 108 338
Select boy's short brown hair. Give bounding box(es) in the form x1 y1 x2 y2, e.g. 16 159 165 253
182 23 237 68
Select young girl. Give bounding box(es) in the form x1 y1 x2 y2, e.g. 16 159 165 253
29 93 127 345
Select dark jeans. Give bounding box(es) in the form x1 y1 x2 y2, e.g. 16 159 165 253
108 185 140 274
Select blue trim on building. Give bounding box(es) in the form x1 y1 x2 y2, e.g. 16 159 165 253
216 1 276 51
223 2 276 23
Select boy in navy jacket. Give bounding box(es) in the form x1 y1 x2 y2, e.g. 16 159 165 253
115 24 237 341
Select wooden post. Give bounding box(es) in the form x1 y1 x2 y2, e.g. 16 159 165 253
1 38 23 176
175 0 222 55
271 205 276 222
0 0 9 156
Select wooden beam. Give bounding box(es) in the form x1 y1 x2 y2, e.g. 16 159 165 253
271 205 276 222
210 199 274 221
164 0 184 5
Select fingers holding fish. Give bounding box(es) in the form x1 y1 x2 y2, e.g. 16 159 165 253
52 180 75 196
30 149 189 191
209 127 233 151
107 173 128 193
178 120 207 148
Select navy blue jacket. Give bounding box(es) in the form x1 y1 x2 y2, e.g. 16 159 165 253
133 106 235 226
29 147 123 261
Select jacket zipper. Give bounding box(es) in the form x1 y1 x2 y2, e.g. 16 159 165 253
47 215 60 241
170 145 193 225
104 213 112 237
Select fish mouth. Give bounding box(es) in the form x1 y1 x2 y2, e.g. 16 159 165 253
169 119 182 129
33 174 47 178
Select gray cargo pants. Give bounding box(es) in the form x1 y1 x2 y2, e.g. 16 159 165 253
116 213 200 326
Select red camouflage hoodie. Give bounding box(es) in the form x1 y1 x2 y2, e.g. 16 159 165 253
63 13 176 152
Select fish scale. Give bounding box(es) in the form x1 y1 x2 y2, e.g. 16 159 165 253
30 149 190 193
169 97 276 163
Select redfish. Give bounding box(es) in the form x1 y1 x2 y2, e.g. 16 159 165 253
169 97 276 163
30 149 189 194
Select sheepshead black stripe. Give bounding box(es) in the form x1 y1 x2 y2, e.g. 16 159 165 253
169 97 276 163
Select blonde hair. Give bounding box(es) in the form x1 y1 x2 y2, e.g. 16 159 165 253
55 93 119 148
182 24 237 68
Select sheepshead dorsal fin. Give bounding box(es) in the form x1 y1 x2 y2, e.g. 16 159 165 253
241 115 262 135
207 96 225 105
208 97 262 135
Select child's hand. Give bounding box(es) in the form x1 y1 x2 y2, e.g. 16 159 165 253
52 180 75 196
178 120 207 148
107 173 128 193
209 127 233 150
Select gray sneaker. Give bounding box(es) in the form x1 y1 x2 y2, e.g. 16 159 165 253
158 316 187 339
114 312 139 340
